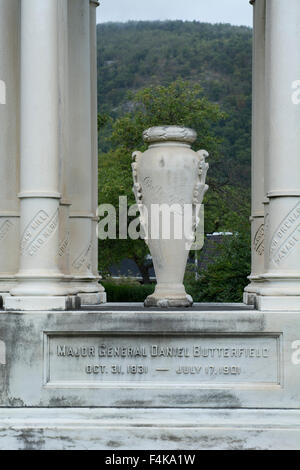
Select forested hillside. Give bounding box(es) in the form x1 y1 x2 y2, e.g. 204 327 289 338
97 20 252 188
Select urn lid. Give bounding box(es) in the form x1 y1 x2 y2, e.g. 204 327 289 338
143 126 197 144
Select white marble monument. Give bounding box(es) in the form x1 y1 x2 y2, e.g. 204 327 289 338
0 0 300 452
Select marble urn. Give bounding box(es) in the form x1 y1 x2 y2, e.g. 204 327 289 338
132 126 209 307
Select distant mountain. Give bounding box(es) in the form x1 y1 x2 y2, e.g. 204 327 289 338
97 20 252 188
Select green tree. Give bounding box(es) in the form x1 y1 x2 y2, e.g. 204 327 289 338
98 20 252 188
98 80 241 283
185 218 251 303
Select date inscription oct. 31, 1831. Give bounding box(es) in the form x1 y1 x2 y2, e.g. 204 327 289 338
44 333 281 388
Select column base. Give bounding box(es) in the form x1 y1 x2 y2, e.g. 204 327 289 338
0 292 10 309
70 278 106 294
4 295 80 312
243 291 257 306
243 277 265 306
256 295 300 311
0 280 17 293
78 292 107 305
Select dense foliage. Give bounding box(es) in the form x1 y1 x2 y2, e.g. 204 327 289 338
185 222 251 302
98 20 252 187
97 21 252 301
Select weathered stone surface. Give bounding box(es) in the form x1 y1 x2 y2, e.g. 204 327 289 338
0 305 300 449
0 408 299 450
4 295 80 311
0 306 299 409
78 292 107 306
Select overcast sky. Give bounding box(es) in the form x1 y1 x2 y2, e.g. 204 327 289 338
96 0 253 27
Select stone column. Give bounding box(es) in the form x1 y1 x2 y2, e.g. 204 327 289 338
5 0 78 311
67 0 105 304
244 0 266 305
90 0 106 304
57 0 73 288
256 0 300 310
0 0 20 304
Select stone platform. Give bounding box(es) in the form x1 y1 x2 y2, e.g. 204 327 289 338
1 408 300 450
0 303 300 449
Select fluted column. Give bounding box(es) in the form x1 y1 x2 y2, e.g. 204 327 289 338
89 0 106 304
6 0 77 311
244 0 266 305
58 0 73 287
0 0 20 303
257 0 300 310
67 0 104 303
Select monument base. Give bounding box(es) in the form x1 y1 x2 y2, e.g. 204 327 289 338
243 278 264 306
3 295 80 311
243 291 256 306
0 408 299 450
256 295 300 311
0 293 10 309
1 303 300 449
78 292 107 305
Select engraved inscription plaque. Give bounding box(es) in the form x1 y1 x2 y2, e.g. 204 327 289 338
254 224 264 255
45 333 281 389
270 201 300 265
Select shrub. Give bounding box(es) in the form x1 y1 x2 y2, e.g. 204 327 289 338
102 281 154 302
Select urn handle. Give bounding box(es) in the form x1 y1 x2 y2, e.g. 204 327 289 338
132 151 143 204
193 150 209 206
131 151 149 245
189 150 209 246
